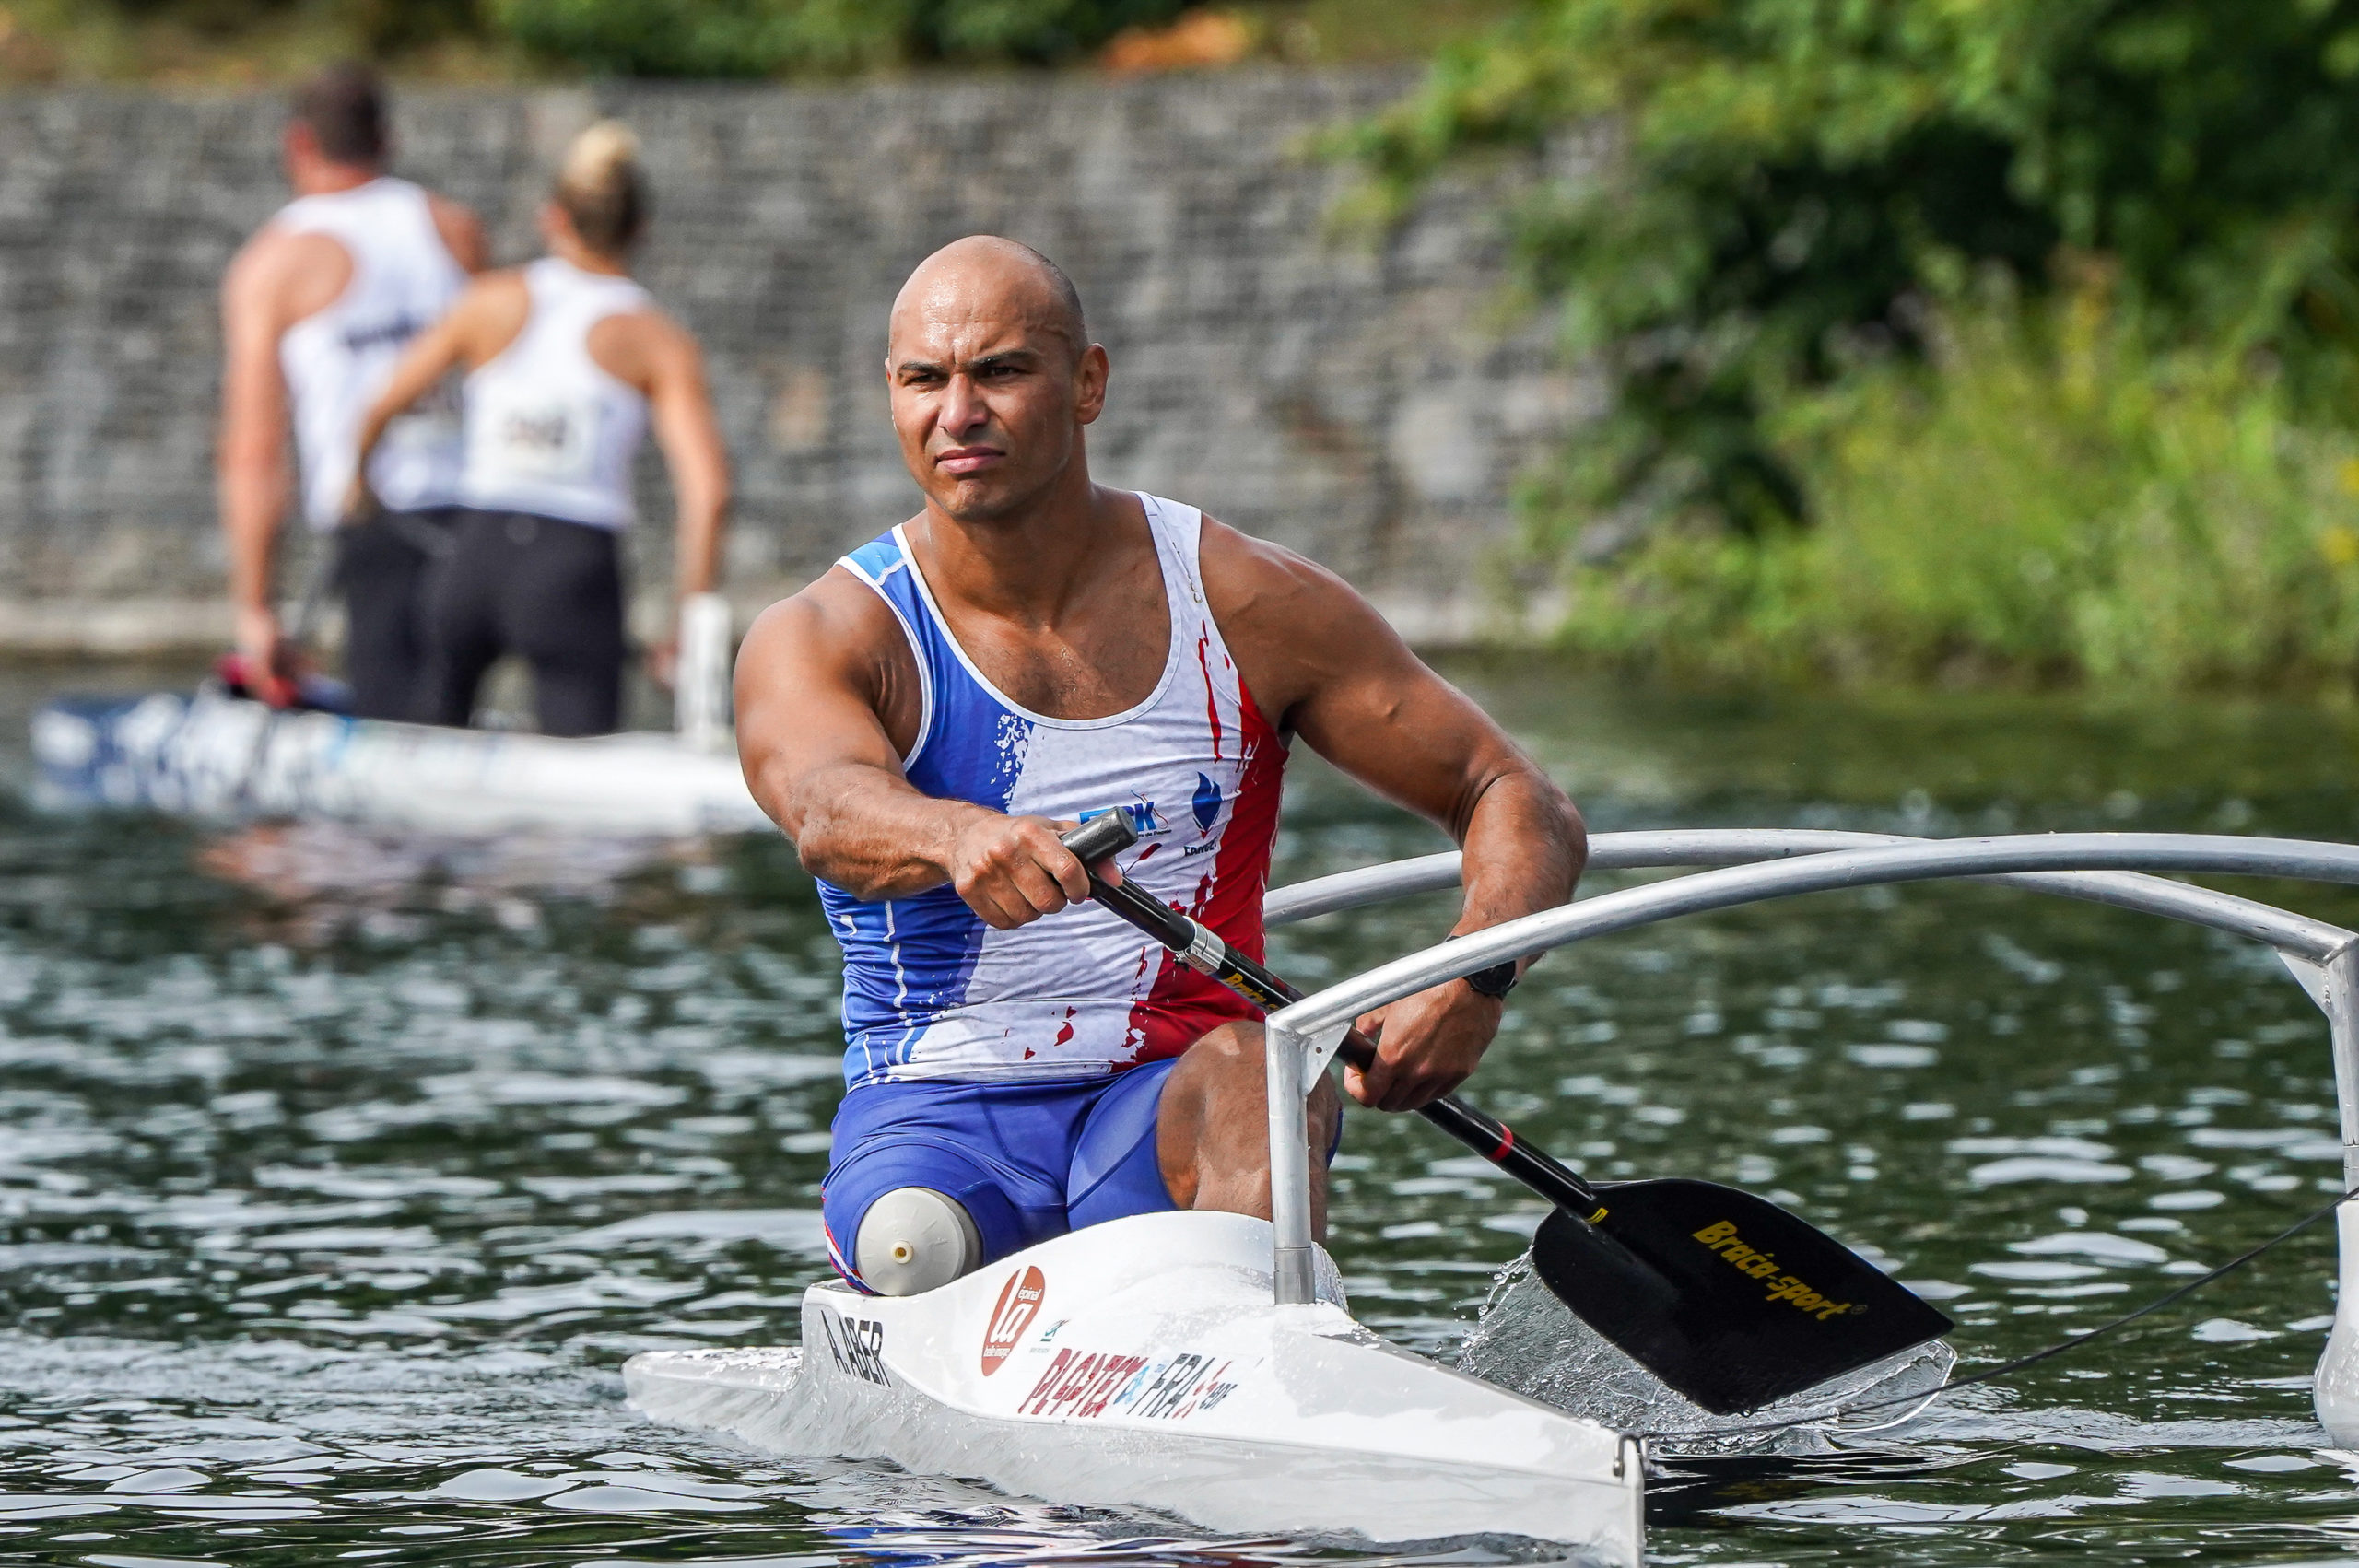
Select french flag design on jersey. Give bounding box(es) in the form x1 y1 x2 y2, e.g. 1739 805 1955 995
820 495 1285 1090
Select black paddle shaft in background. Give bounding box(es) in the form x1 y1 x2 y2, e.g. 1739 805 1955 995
1057 813 1953 1414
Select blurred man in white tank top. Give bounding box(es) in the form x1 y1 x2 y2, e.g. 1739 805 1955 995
353 123 730 737
217 63 487 720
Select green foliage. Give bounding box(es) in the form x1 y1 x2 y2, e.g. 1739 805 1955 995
22 0 1195 77
1556 285 2359 688
488 0 863 77
487 0 1192 76
1345 0 2359 541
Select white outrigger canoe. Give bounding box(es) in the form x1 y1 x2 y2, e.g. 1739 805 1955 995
627 1211 1646 1555
628 828 2359 1559
29 594 769 837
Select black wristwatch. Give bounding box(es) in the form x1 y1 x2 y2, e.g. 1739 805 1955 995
1462 959 1520 1000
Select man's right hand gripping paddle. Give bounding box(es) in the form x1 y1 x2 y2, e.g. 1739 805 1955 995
1059 814 1953 1416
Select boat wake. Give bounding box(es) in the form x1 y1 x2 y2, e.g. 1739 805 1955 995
1458 1255 1954 1456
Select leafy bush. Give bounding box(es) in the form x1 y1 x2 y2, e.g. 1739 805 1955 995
20 0 1199 76
1345 0 2359 541
488 0 1195 76
1556 280 2359 688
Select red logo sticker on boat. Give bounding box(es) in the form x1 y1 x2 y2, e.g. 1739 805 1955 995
980 1265 1047 1375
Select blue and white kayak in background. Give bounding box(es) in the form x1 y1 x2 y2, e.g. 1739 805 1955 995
32 689 768 837
29 593 768 837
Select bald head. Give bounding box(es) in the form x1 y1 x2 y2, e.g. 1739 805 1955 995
884 235 1109 525
890 236 1088 365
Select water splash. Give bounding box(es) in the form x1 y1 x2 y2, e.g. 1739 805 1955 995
1458 1254 1954 1455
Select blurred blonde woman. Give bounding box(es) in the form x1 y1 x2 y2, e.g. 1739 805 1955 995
353 122 729 735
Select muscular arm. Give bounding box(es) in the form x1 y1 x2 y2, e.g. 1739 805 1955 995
219 243 294 626
1203 521 1586 1110
637 316 730 600
735 576 1096 926
349 292 479 503
352 274 530 518
427 193 489 275
219 228 346 669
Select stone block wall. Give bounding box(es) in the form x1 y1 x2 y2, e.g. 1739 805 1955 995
0 70 1589 651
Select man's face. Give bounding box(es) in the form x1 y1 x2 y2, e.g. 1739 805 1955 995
886 275 1106 525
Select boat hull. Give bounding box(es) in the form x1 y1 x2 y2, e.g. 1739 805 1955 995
31 690 769 837
625 1211 1644 1559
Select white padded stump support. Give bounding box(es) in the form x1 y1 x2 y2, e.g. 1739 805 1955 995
856 1186 982 1296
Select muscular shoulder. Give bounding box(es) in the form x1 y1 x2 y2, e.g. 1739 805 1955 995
424 192 490 273
1197 516 1408 728
447 269 533 364
588 302 698 392
740 566 925 755
459 268 531 318
223 224 349 335
745 568 894 666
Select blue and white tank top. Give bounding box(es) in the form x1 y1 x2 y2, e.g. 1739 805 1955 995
821 495 1286 1090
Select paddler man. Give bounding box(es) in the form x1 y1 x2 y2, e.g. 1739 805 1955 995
219 63 488 719
735 236 1585 1295
352 122 730 737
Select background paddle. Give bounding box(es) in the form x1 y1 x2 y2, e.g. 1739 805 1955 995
1059 814 1952 1415
229 527 346 805
230 508 457 805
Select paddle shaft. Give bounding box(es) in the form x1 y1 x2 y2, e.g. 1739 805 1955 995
1059 818 1602 1216
236 506 453 799
1057 820 1961 1415
234 535 340 801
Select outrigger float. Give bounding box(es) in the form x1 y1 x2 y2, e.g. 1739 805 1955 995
28 596 765 837
630 828 2359 1562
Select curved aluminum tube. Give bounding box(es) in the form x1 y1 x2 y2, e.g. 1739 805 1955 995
1266 851 1465 925
1266 830 1900 924
1264 828 2347 962
1267 834 2359 1038
1256 830 2359 1437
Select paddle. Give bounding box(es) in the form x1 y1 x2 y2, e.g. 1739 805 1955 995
1058 814 1953 1415
231 506 460 803
230 530 345 805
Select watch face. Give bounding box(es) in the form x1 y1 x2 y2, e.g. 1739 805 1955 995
1464 962 1518 1000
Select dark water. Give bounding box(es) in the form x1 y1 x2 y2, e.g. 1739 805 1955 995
7 657 2359 1564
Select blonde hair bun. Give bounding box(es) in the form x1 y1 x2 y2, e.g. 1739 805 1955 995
562 121 640 189
556 120 648 257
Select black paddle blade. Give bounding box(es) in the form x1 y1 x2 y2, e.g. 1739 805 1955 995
1532 1178 1953 1415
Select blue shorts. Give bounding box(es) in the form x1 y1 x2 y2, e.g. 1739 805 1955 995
822 1061 1181 1290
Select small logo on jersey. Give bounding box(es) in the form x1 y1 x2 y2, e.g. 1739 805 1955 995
1191 773 1223 836
981 1265 1048 1375
1081 802 1164 838
341 312 428 355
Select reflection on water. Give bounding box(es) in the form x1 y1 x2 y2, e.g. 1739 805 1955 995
7 659 2359 1564
197 820 696 914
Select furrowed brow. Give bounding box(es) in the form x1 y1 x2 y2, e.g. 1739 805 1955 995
970 349 1040 372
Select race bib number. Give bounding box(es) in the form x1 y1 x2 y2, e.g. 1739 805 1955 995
470 384 600 485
